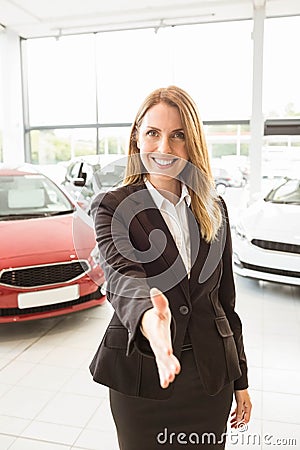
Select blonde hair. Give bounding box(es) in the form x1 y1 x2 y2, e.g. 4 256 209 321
124 86 222 242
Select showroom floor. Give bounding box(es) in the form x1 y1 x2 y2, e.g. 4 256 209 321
0 188 299 450
0 277 299 450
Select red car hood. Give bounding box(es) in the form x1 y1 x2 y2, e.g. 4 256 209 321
0 212 96 267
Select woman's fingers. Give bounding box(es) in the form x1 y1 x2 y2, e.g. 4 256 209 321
236 400 244 423
157 353 181 389
230 390 252 427
142 287 181 388
243 406 251 423
151 295 181 387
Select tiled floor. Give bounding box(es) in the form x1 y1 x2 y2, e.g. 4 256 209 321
1 188 299 449
0 278 299 449
0 302 118 450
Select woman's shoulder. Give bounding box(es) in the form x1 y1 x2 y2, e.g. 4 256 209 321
91 183 145 213
217 195 229 216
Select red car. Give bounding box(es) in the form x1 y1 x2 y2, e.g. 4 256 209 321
0 165 105 323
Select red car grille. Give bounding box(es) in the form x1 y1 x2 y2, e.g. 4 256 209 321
251 239 300 255
0 261 90 288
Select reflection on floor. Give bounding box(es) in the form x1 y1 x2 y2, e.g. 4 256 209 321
0 277 299 450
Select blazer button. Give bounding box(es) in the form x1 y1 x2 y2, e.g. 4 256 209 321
179 305 189 315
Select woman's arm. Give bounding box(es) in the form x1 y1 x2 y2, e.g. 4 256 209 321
218 200 252 424
218 198 248 391
92 190 180 386
91 190 153 356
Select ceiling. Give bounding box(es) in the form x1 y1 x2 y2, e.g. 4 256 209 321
0 0 300 39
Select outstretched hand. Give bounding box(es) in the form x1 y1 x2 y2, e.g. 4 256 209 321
140 288 181 388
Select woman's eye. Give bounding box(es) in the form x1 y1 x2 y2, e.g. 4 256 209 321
146 130 159 137
173 131 185 140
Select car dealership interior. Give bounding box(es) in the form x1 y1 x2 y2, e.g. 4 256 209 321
0 1 300 449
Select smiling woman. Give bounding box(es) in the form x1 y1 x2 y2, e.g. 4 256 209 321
90 86 252 450
124 86 222 242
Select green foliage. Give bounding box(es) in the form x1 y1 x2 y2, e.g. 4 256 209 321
267 141 288 147
74 139 96 157
268 102 300 118
211 142 249 158
98 135 126 155
30 130 71 163
29 129 129 163
30 130 97 163
240 144 249 156
211 143 236 158
284 102 300 117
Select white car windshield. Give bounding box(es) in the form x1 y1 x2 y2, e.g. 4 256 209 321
0 174 74 219
265 179 300 205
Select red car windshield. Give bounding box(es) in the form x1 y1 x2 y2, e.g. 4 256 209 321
0 174 74 218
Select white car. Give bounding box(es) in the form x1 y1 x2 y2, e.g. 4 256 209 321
233 178 300 286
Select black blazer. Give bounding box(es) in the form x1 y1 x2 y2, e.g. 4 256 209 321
89 182 248 400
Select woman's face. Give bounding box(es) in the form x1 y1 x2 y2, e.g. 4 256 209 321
137 102 189 187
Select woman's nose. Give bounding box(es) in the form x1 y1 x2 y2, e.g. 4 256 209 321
157 135 171 153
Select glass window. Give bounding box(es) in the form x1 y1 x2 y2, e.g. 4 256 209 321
264 16 300 118
30 128 97 164
24 21 252 164
205 124 250 158
96 22 252 123
0 129 2 164
261 141 300 180
96 29 172 123
170 21 253 120
98 127 131 156
26 34 97 126
24 21 253 129
0 34 3 162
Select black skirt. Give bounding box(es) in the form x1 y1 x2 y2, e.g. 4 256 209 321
109 349 234 450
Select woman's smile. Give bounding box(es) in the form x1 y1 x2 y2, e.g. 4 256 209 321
150 154 179 168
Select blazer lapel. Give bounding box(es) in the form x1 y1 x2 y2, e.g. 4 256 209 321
186 205 210 291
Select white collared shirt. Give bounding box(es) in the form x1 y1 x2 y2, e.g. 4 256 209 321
144 179 191 277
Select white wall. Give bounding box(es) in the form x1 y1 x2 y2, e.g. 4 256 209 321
0 28 24 164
